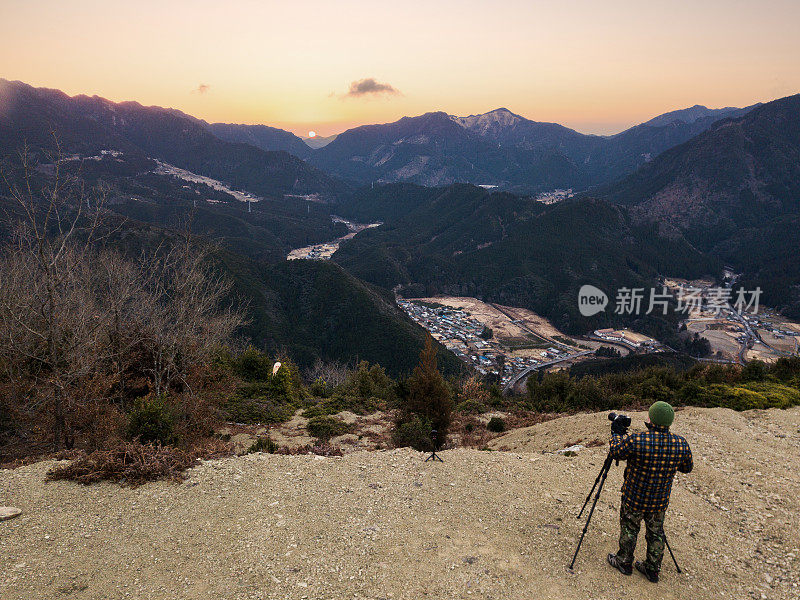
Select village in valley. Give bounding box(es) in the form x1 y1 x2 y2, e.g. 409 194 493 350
397 296 653 389
662 277 800 364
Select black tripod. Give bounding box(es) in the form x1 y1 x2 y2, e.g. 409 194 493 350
425 429 444 462
568 452 682 574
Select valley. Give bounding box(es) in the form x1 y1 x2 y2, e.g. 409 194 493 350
663 278 800 364
287 217 381 260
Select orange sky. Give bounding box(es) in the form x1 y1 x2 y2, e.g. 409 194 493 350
1 0 799 137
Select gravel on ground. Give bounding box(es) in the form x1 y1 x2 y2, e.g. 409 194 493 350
1 406 798 599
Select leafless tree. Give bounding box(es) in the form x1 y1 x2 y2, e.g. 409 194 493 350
0 142 107 448
0 141 245 451
136 237 245 398
306 359 352 388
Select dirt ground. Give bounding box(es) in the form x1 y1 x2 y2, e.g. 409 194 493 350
746 346 783 362
663 277 716 290
1 407 798 600
493 303 567 340
760 332 797 355
687 321 741 361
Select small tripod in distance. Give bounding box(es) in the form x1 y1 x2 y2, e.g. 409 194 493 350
425 429 444 462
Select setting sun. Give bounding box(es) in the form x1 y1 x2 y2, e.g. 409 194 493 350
308 131 317 138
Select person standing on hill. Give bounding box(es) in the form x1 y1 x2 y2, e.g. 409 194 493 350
606 401 693 583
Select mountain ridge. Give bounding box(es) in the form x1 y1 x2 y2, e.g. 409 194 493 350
1 78 763 195
309 103 757 191
597 93 800 316
0 79 347 199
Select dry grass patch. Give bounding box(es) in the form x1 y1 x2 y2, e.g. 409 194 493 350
45 440 233 486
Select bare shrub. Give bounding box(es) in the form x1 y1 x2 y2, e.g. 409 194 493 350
46 439 232 486
273 442 344 457
306 359 351 388
0 144 109 449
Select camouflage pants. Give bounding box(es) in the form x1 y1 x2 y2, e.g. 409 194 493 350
617 504 666 572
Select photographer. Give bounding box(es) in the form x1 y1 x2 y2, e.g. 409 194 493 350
606 402 693 583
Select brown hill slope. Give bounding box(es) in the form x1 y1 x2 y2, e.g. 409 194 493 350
1 407 798 599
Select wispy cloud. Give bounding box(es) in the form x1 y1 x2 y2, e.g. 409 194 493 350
193 83 211 94
344 78 400 98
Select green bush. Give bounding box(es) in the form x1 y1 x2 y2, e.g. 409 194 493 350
741 360 768 382
127 395 176 445
306 415 351 441
770 356 800 382
692 382 800 410
339 362 397 401
231 346 274 381
302 393 383 419
391 416 433 451
224 396 296 424
247 436 278 454
309 378 332 398
487 417 506 432
224 361 305 424
456 398 487 414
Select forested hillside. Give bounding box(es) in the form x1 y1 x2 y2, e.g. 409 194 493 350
598 94 800 317
0 128 457 377
333 185 719 336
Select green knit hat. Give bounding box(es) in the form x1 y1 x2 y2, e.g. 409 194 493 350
649 401 675 427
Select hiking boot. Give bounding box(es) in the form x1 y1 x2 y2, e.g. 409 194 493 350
635 561 659 583
607 553 632 575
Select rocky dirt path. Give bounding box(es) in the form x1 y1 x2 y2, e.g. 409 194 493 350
1 407 798 599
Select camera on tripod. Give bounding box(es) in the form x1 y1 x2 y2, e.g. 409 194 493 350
608 412 631 435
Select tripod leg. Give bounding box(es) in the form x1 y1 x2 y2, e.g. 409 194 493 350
663 532 682 573
569 463 611 570
578 454 613 519
425 451 444 462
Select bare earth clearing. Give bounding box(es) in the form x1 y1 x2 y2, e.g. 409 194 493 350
1 407 798 600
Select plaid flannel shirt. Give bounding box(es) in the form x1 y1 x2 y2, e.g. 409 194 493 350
610 424 693 512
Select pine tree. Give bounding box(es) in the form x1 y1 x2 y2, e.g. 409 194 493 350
405 334 453 447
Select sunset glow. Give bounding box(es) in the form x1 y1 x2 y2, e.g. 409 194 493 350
1 0 799 136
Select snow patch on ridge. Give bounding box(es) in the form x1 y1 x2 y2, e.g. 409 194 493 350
450 108 523 135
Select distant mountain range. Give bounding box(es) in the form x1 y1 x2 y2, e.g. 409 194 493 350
307 105 757 191
303 133 338 150
0 79 346 199
206 103 758 193
207 123 338 153
2 78 763 197
206 121 313 160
